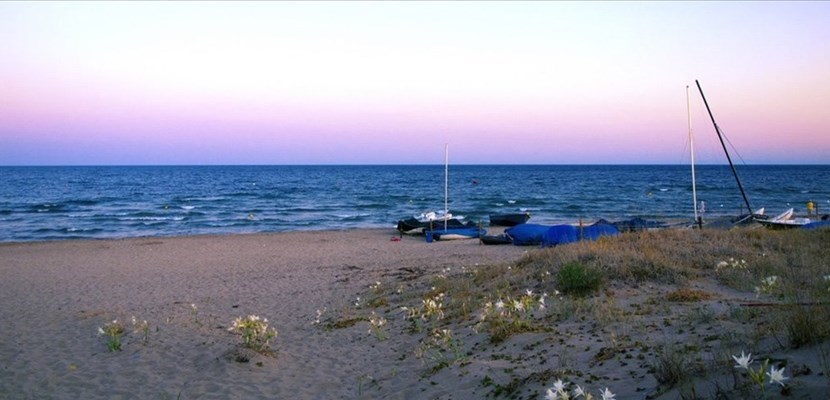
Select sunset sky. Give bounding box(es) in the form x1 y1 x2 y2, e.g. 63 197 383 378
1 1 828 165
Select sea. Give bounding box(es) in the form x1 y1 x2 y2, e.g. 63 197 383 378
1 165 828 242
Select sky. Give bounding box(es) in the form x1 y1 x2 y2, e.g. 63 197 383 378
1 1 828 165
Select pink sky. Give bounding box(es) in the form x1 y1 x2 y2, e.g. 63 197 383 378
1 2 828 165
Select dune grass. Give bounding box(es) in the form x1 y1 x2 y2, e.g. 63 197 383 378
352 227 830 398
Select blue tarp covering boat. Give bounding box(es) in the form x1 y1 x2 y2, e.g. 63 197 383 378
541 225 578 246
802 220 830 230
505 224 551 246
506 221 620 247
581 221 620 241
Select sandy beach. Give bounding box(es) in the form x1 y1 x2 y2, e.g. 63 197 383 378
2 228 828 399
0 229 528 399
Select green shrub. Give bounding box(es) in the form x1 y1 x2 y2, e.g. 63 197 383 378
556 261 603 297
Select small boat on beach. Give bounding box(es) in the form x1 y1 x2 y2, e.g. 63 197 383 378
489 212 531 226
480 233 513 245
430 227 486 241
396 212 467 235
758 208 812 229
397 144 461 236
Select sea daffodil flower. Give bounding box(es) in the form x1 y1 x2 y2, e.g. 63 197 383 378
732 351 753 370
600 388 615 400
766 365 788 386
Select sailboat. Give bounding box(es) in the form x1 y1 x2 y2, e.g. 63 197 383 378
695 80 768 226
395 145 482 238
427 144 486 241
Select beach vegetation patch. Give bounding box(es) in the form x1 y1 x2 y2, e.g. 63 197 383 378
228 315 277 353
556 261 603 297
416 328 466 374
651 344 693 388
367 311 388 341
731 350 790 396
475 289 549 343
325 316 366 330
401 292 446 333
131 315 150 345
366 281 388 308
98 319 125 352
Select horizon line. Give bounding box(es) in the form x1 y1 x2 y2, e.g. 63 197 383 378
2 163 829 168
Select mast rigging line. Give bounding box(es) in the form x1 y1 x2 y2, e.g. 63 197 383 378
695 80 754 216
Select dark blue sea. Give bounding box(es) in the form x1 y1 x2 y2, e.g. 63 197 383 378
1 165 828 242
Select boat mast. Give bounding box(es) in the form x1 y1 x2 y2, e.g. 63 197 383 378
695 80 753 216
444 143 448 231
687 85 700 228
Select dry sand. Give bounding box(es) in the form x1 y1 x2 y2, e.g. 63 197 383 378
1 229 827 399
0 229 526 399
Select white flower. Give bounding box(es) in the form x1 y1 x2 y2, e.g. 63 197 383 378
732 351 753 370
495 299 505 310
513 299 524 312
313 308 325 325
572 385 585 398
545 388 560 400
553 379 566 393
98 327 105 335
766 365 788 386
526 289 534 296
600 388 615 400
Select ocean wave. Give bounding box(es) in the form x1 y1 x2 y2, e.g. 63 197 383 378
3 165 829 242
119 216 186 222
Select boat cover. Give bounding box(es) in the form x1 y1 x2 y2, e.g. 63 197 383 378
541 225 578 247
505 224 551 246
802 220 830 230
507 221 620 247
582 220 620 241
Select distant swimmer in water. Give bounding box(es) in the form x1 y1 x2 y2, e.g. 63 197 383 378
248 213 255 220
472 179 479 185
